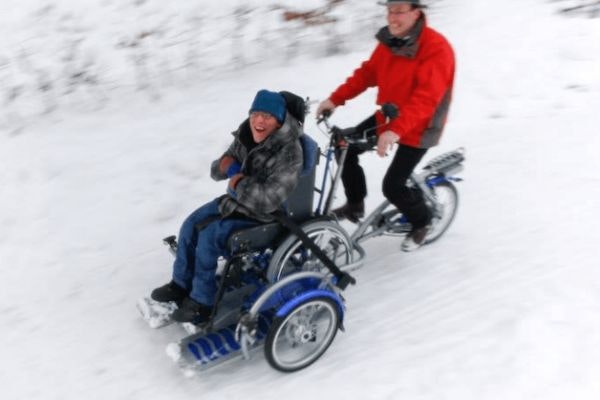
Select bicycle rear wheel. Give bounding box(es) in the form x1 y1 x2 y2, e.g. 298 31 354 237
425 181 459 244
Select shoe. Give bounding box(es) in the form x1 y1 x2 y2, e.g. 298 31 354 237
332 201 365 223
171 297 213 324
401 225 430 252
150 280 188 305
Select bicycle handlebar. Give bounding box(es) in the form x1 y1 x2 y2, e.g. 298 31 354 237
317 102 399 147
317 116 375 149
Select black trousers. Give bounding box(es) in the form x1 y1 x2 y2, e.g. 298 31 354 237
337 115 432 229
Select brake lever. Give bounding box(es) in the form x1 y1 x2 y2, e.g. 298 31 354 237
317 108 334 125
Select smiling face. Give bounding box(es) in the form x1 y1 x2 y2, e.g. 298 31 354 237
249 111 281 143
387 3 421 37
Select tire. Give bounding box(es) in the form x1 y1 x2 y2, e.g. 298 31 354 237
424 180 459 244
266 220 353 282
265 297 340 372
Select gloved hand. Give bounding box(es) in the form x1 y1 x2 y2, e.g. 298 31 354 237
229 173 244 189
227 173 244 198
316 98 336 118
226 162 241 178
376 130 400 157
219 156 242 177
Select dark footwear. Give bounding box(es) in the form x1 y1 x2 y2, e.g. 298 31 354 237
332 201 365 223
171 297 213 324
401 225 430 252
150 280 188 305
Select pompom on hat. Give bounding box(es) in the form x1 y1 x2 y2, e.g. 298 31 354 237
249 90 287 124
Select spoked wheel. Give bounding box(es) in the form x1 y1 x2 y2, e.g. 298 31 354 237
266 221 353 282
424 181 459 244
265 297 340 372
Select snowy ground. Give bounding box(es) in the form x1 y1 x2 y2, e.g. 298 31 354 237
1 1 600 399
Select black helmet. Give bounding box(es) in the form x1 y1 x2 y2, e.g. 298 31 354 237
377 0 428 8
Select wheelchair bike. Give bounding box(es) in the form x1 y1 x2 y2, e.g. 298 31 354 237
137 104 465 374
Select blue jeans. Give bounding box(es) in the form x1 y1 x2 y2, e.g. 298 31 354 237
171 199 258 306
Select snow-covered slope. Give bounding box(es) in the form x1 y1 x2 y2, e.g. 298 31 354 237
0 0 384 132
1 1 600 399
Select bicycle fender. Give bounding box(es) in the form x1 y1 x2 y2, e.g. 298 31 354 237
275 289 345 322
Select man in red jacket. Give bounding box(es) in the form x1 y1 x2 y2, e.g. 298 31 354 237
316 0 455 251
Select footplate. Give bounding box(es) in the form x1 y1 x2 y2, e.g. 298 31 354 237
166 313 272 376
136 296 178 328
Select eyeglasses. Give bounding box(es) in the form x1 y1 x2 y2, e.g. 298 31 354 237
250 111 276 120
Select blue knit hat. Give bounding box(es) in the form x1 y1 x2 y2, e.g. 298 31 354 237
249 90 286 124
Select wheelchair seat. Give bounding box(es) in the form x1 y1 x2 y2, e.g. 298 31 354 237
227 133 319 254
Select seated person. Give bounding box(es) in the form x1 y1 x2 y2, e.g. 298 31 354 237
151 89 304 324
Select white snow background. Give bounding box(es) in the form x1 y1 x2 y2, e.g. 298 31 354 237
1 0 600 399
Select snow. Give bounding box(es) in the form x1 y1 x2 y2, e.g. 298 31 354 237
1 0 600 399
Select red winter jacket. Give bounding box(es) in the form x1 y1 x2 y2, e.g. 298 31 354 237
329 17 455 149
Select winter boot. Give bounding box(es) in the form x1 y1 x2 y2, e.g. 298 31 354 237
331 201 365 223
171 297 213 324
401 225 430 252
150 280 188 305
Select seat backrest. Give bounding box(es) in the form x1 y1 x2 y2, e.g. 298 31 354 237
286 134 319 221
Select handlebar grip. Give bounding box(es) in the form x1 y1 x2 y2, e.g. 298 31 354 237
317 109 333 125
